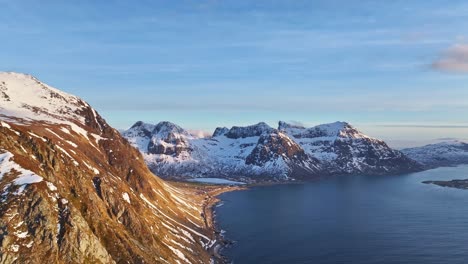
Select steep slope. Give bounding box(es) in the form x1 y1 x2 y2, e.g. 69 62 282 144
123 122 321 181
0 72 214 264
402 140 468 168
279 121 421 175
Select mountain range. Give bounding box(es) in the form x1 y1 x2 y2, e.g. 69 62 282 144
122 120 422 181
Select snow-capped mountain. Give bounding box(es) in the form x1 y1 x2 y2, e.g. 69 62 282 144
279 121 421 175
0 72 214 263
123 120 420 181
123 121 321 181
402 140 468 168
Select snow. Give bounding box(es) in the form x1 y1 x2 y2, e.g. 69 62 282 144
124 121 281 178
14 221 24 229
122 192 131 204
46 182 58 191
188 178 245 185
402 140 468 166
167 245 192 264
28 132 46 142
0 121 11 128
10 244 19 252
0 72 86 125
14 231 28 238
66 140 78 148
83 161 100 175
55 145 74 160
124 120 399 179
0 151 43 191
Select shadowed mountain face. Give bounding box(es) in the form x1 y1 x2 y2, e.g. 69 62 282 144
0 72 213 264
123 120 421 182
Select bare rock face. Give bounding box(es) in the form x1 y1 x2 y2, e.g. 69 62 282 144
225 122 274 139
147 121 193 156
212 127 229 137
0 72 213 264
246 131 320 179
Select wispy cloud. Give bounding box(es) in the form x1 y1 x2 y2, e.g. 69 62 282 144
432 44 468 73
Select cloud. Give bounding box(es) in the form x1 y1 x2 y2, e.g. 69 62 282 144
187 129 211 138
432 44 468 73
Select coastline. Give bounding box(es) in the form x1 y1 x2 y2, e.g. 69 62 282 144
168 179 310 263
202 185 246 263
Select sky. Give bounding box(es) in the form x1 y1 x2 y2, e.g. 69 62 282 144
2 0 468 147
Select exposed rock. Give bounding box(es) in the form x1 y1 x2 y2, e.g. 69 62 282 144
0 72 213 264
225 122 274 139
212 127 229 137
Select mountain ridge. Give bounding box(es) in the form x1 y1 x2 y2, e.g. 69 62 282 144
0 72 215 263
123 120 421 181
402 140 468 168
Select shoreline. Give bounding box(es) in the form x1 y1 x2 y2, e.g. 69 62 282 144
201 185 247 263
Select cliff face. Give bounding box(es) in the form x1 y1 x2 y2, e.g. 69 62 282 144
0 72 213 264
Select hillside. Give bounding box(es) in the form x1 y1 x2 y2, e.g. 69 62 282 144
0 72 215 263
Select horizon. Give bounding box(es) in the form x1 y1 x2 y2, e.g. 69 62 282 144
2 1 468 147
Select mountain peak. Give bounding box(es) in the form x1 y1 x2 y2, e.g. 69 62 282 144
212 126 229 137
278 121 305 130
154 121 190 136
130 120 146 128
225 122 275 139
0 71 88 125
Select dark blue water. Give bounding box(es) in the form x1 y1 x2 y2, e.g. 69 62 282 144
216 165 468 264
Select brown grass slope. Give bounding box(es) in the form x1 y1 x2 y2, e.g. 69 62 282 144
0 98 213 263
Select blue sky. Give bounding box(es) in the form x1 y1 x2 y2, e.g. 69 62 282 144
2 0 468 147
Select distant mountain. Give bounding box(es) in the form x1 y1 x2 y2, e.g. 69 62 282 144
123 121 321 181
123 120 420 181
402 140 468 168
0 72 213 263
278 121 421 176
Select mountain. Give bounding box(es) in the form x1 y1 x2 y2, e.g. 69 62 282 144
123 121 321 181
278 121 421 175
123 120 420 181
0 72 214 263
402 140 468 168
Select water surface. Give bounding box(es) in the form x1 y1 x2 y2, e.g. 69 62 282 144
216 165 468 264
